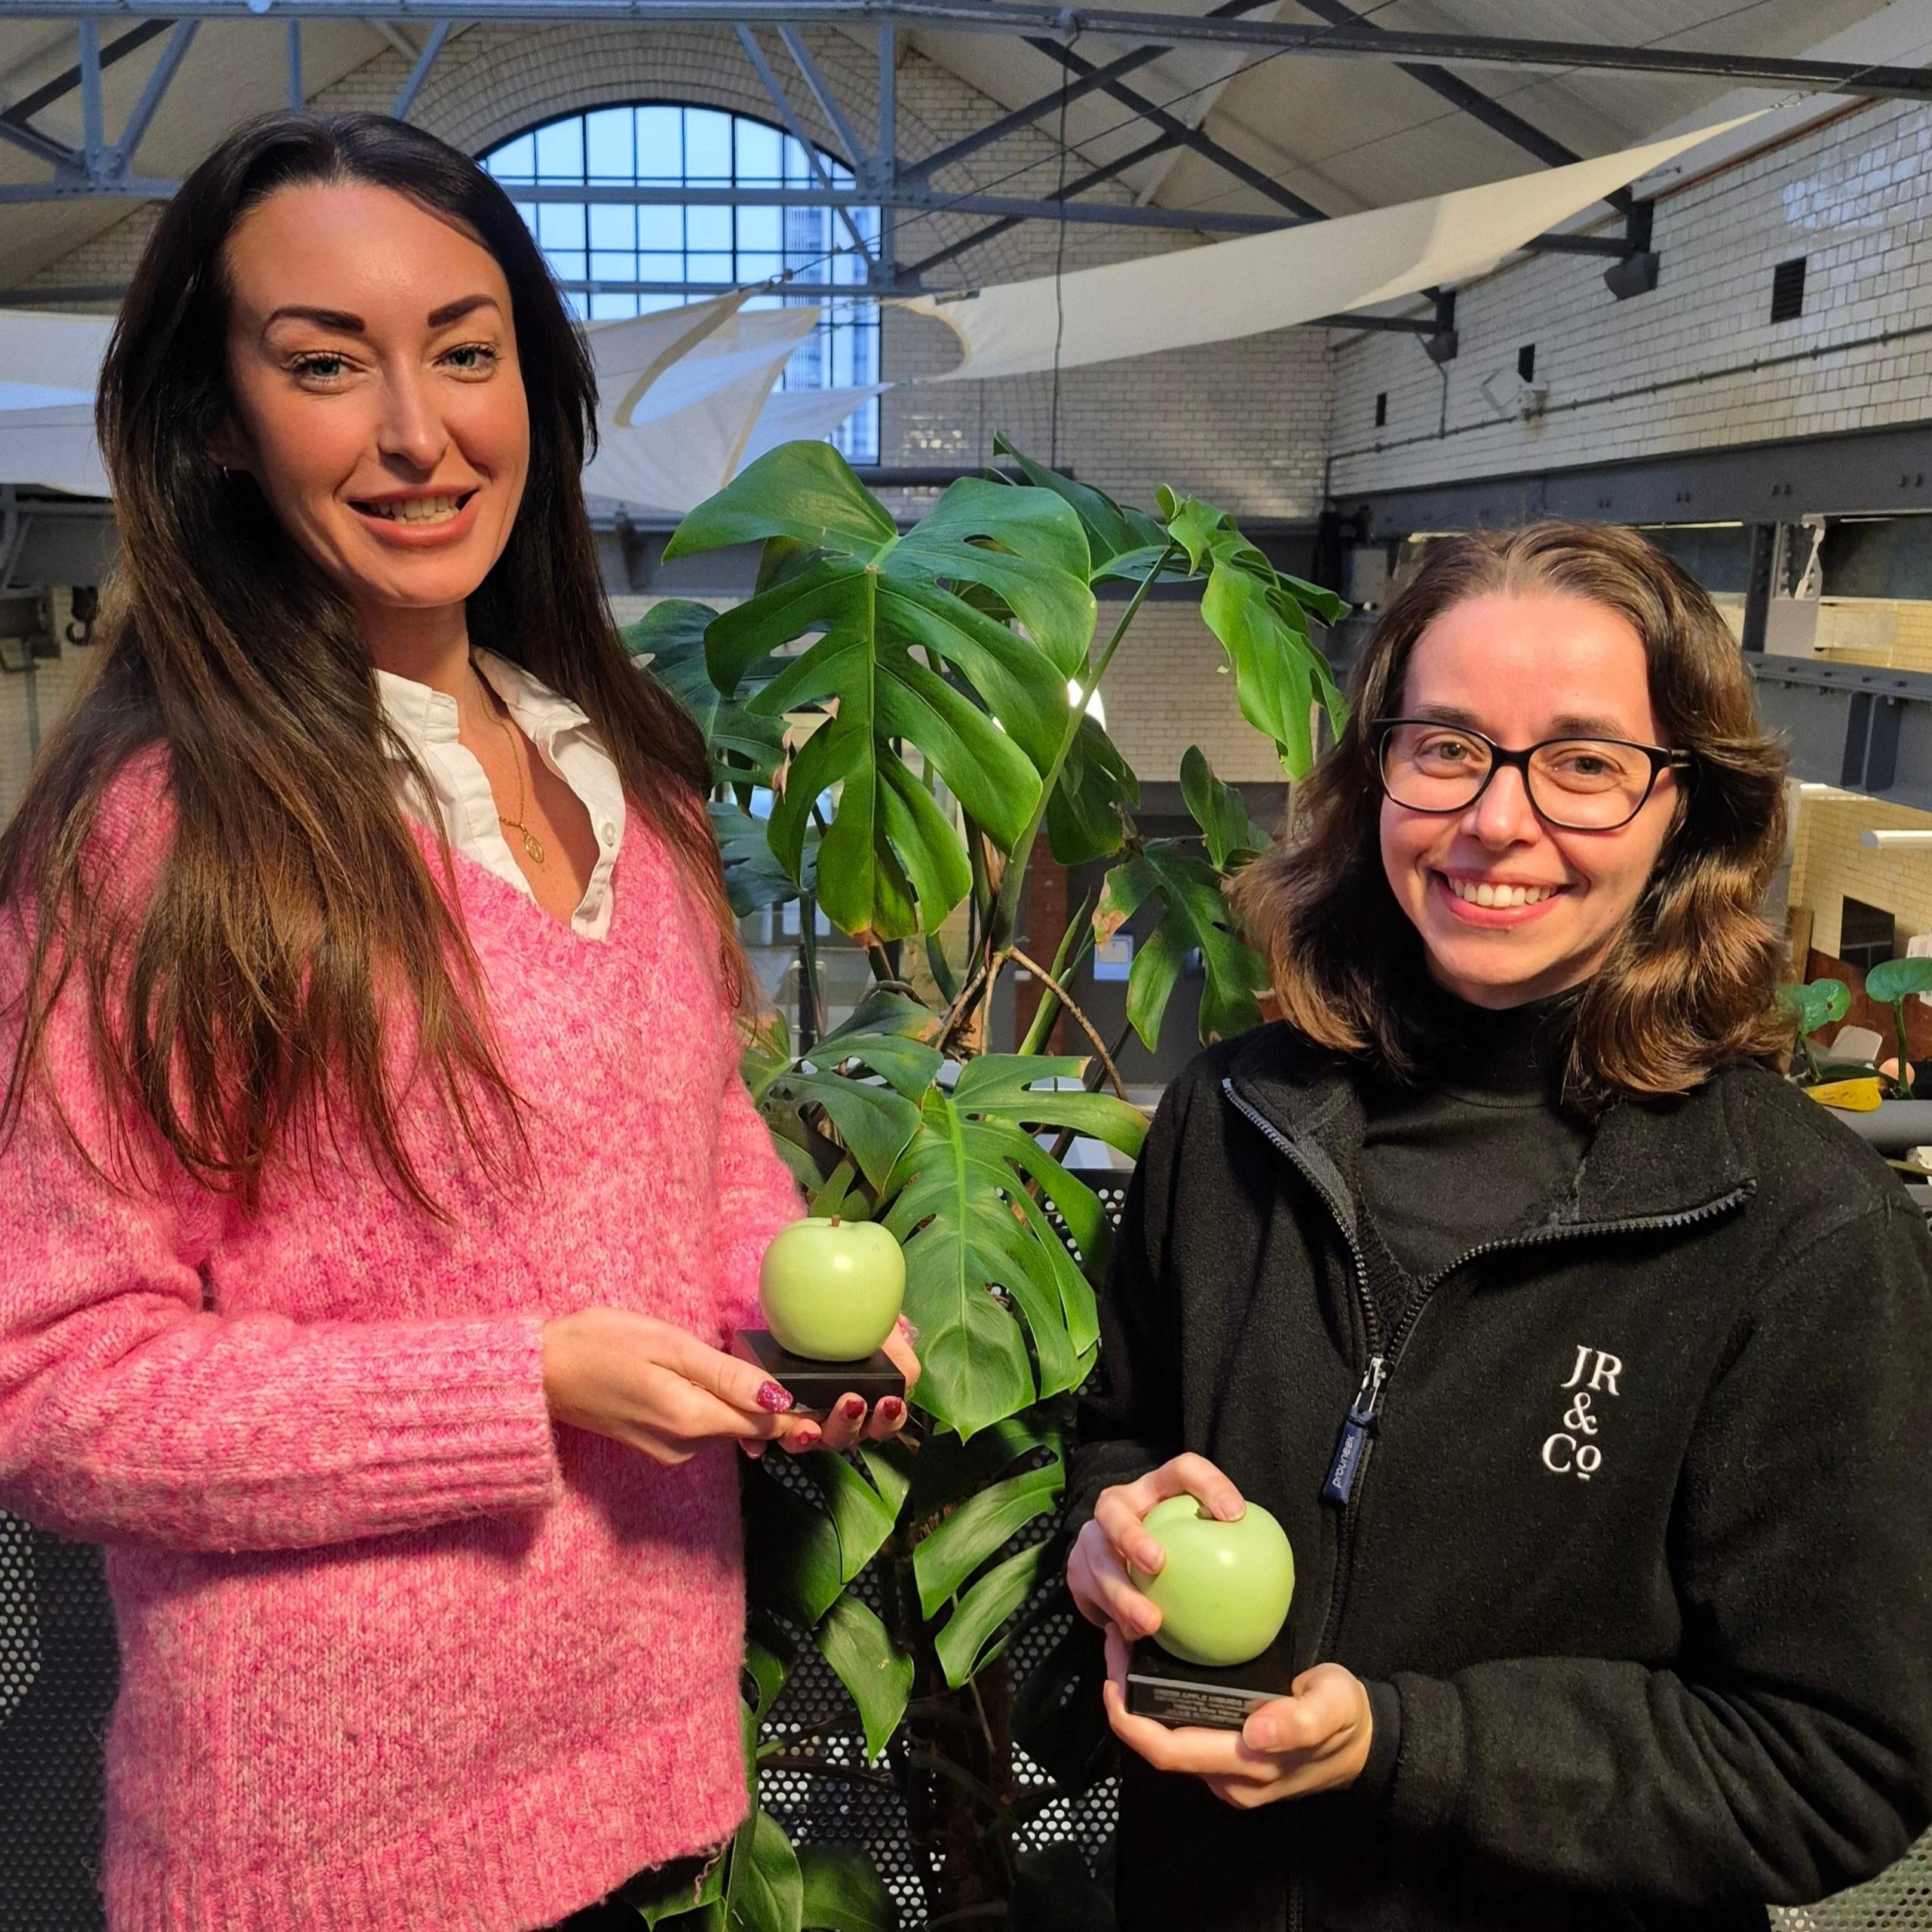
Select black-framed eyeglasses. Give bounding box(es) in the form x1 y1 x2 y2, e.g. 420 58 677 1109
1370 718 1691 833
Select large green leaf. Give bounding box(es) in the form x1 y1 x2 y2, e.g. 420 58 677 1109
798 1847 899 1932
624 600 785 787
814 1595 914 1761
1048 713 1139 865
713 800 814 916
1866 957 1932 1004
1777 977 1851 1038
762 1063 923 1192
726 1808 804 1932
742 1460 844 1629
914 1456 1065 1617
670 440 899 557
1180 744 1268 872
934 1543 1046 1687
992 433 1172 583
882 1060 1145 1437
906 1412 1060 1522
1159 489 1348 780
628 1850 726 1927
665 442 1095 942
1096 842 1271 1050
804 1449 900 1584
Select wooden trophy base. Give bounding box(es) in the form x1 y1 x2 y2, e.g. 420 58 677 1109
731 1328 906 1418
1125 1631 1298 1731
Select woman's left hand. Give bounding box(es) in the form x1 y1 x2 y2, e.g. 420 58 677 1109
759 1314 922 1456
1100 1625 1374 1809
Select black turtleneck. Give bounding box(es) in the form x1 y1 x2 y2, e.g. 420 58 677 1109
1357 986 1594 1302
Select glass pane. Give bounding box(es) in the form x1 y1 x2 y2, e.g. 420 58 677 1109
688 253 733 285
547 251 587 285
685 204 731 253
736 204 781 253
534 116 584 182
512 200 539 239
636 206 683 253
636 293 682 315
584 107 633 182
737 251 782 285
590 250 637 284
587 291 640 320
684 109 732 182
735 117 784 186
637 253 685 285
487 132 535 181
635 106 684 183
536 202 586 250
587 203 634 250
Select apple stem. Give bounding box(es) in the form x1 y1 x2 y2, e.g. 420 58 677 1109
830 1215 841 1228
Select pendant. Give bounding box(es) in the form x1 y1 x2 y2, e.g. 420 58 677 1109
521 828 547 864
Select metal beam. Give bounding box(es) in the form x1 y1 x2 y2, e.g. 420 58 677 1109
736 23 873 262
899 130 1190 280
777 26 866 173
1032 37 1324 221
286 15 302 106
900 0 1280 187
878 20 896 284
391 16 448 118
112 18 196 170
2 5 1930 100
1292 0 1632 217
78 19 105 172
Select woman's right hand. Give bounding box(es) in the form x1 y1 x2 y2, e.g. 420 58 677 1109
541 1306 823 1465
1066 1453 1249 1642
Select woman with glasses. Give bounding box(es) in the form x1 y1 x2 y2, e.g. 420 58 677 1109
1066 523 1932 1931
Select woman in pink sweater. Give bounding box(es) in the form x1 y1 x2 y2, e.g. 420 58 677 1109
0 112 916 1932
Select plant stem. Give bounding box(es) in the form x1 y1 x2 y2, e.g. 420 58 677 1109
1016 892 1096 1056
1007 946 1128 1099
1895 998 1915 1095
986 544 1178 959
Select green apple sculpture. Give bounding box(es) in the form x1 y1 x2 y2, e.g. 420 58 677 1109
1129 1495 1296 1668
759 1216 906 1362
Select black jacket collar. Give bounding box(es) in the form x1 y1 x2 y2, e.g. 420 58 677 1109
1223 1023 1756 1233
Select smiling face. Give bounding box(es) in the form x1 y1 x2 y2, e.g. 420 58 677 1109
1378 589 1682 1010
212 180 529 637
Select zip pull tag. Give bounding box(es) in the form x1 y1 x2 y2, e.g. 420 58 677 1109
1321 1355 1388 1507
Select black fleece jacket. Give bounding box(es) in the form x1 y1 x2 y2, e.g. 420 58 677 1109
1068 1024 1932 1932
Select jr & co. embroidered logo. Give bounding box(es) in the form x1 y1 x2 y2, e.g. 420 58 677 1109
1541 1345 1623 1483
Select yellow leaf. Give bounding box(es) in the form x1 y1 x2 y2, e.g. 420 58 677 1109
1805 1078 1885 1112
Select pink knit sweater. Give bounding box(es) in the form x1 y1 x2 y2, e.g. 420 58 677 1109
0 765 802 1932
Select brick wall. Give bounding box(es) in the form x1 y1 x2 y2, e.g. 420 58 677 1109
1329 100 1932 501
1788 793 1932 960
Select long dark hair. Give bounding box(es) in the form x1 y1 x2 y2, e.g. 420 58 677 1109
0 111 738 1208
1232 521 1791 1102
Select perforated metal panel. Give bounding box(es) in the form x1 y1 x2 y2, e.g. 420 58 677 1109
0 1513 115 1932
1773 1844 1932 1931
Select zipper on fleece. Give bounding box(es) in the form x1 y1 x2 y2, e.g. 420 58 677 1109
1222 1078 1754 1546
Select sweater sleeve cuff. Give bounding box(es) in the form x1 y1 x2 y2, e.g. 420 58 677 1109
334 1315 563 1523
1354 1678 1403 1805
1382 1670 1466 1836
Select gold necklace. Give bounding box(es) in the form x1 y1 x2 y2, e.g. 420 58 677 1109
473 659 546 865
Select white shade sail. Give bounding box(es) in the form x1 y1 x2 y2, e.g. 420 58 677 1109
903 114 1764 385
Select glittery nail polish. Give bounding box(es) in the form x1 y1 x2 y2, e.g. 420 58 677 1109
756 1382 795 1414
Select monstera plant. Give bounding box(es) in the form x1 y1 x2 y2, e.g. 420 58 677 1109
618 437 1347 1931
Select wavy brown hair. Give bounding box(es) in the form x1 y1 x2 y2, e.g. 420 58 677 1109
1231 521 1791 1103
0 112 741 1208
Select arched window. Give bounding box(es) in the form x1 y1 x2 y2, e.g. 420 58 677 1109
482 105 879 463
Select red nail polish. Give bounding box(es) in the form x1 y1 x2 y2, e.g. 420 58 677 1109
879 1397 904 1421
756 1382 795 1414
840 1396 865 1420
796 1424 822 1447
